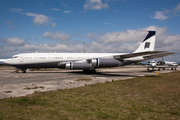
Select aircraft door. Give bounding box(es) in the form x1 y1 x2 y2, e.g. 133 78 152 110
19 56 24 62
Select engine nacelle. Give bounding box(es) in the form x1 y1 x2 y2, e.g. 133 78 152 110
91 58 122 68
65 58 122 70
66 62 91 70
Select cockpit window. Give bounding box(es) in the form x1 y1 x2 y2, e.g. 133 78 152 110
11 56 19 59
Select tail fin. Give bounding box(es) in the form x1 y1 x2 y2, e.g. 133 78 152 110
134 31 156 53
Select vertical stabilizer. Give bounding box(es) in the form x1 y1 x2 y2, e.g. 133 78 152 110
134 31 156 53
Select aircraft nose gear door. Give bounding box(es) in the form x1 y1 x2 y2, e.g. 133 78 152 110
19 56 24 62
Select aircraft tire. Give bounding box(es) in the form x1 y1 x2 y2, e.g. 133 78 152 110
21 69 26 73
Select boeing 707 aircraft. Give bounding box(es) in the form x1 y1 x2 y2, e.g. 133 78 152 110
0 31 174 73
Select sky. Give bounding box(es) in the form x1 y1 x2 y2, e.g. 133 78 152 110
0 0 180 62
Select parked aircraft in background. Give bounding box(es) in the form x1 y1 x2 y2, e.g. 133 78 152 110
146 60 159 71
163 61 178 70
0 31 174 73
146 60 178 71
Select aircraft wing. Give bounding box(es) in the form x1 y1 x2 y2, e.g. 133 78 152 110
143 52 174 60
113 51 165 60
58 51 174 68
144 65 171 68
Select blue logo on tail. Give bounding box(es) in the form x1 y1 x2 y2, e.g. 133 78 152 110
144 42 150 49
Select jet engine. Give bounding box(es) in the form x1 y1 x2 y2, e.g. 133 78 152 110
65 58 122 70
65 62 91 70
91 58 122 68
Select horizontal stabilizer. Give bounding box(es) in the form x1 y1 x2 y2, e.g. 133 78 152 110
114 51 165 60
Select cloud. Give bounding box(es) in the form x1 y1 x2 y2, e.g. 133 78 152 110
64 10 73 13
83 0 108 10
0 38 26 47
86 26 180 55
51 8 60 11
151 2 180 21
152 11 168 21
43 31 71 41
4 20 16 29
10 8 23 13
88 29 145 44
59 1 68 7
33 14 49 25
174 2 180 14
24 12 52 26
51 22 57 28
52 32 71 41
10 8 57 28
43 32 53 38
24 12 56 27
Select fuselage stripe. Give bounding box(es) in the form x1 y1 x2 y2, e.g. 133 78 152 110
96 58 98 67
70 62 72 69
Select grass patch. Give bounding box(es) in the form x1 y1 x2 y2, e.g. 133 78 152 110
24 86 45 90
0 71 180 119
4 91 13 93
144 74 160 77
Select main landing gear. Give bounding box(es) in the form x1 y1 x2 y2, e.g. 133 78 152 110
13 69 26 73
21 69 26 73
171 67 176 70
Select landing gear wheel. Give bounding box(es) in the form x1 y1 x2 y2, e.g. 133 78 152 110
91 70 96 74
21 69 26 73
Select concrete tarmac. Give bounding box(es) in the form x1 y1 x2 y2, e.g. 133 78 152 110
0 66 179 99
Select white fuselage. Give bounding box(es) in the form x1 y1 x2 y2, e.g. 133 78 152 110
3 53 143 69
164 61 178 68
5 53 122 64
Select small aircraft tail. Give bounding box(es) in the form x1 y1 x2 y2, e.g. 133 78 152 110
134 31 156 53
